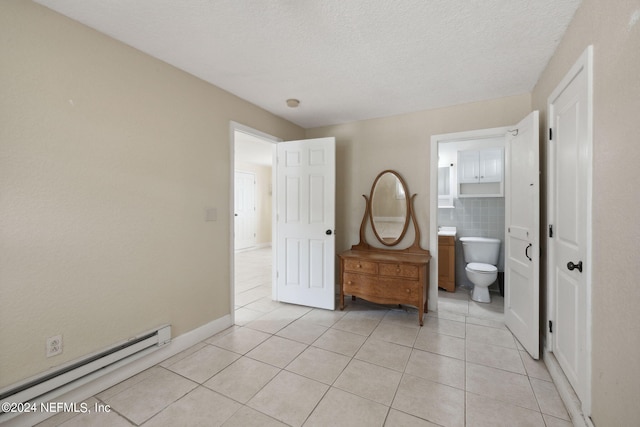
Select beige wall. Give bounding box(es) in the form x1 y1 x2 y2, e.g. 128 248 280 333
234 162 273 246
532 0 640 425
0 1 303 388
306 94 531 258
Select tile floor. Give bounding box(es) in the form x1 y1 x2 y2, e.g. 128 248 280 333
40 247 570 427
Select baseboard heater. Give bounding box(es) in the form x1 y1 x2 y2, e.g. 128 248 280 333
0 325 171 415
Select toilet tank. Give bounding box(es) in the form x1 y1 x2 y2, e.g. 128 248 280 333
460 237 501 264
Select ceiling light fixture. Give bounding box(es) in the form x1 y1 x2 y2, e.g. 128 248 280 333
286 98 300 108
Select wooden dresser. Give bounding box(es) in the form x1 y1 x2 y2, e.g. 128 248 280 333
339 249 431 325
341 170 432 326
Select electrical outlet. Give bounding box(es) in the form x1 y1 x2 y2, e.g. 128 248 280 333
46 335 63 358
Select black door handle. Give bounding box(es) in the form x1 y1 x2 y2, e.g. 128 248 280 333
525 244 532 261
326 229 332 235
567 261 583 272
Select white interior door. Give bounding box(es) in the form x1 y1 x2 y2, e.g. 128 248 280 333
275 137 335 310
504 111 540 359
548 47 591 408
234 171 257 250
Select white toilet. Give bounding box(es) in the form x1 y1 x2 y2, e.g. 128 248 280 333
459 237 501 303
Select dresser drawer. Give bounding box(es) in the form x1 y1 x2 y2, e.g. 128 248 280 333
342 272 377 294
343 258 378 275
379 262 419 279
374 277 422 304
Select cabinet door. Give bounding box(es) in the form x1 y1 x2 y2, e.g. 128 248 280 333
479 148 503 183
457 150 480 183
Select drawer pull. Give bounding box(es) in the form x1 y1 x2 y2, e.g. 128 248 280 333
347 281 353 285
357 264 362 268
406 289 411 293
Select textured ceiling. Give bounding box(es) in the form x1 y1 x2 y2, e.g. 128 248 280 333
34 0 582 129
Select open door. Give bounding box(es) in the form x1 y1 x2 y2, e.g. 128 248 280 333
275 137 336 310
504 111 540 359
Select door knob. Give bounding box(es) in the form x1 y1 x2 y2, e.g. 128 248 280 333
567 261 583 273
326 229 332 235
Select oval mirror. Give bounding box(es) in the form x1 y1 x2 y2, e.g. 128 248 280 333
369 170 410 246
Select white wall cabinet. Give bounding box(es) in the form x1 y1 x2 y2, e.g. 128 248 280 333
457 148 504 197
458 148 503 183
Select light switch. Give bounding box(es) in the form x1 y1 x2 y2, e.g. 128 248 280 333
205 207 217 221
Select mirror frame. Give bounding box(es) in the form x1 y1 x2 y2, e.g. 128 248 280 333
369 170 411 246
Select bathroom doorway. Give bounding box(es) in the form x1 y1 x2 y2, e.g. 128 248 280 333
430 129 509 322
430 114 542 360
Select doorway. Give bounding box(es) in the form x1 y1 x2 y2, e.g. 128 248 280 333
429 127 510 317
231 123 280 319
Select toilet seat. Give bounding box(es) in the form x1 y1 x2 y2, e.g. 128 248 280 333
466 262 497 273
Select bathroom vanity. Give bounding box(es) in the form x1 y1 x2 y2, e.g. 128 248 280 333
438 228 456 292
338 170 431 326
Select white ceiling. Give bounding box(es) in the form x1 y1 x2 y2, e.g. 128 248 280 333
35 0 582 129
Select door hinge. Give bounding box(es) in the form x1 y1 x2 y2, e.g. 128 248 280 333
549 128 553 140
548 224 553 238
549 320 553 333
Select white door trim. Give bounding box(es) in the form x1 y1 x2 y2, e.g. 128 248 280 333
429 126 510 312
229 122 281 324
546 45 593 417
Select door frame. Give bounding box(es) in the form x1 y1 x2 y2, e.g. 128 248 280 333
229 122 281 322
429 126 510 312
545 45 594 417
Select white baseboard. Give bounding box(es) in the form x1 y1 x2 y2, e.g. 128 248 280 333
543 350 594 427
3 315 233 427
